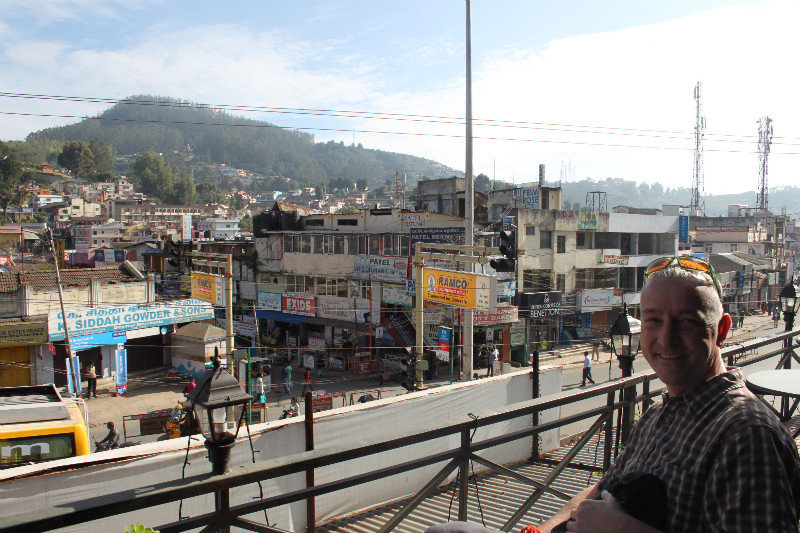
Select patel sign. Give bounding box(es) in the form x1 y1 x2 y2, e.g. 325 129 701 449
353 255 408 283
48 299 214 341
422 268 495 310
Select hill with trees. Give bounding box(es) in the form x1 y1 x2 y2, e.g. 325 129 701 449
24 95 459 189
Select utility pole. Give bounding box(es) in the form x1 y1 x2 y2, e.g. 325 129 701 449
192 252 234 359
48 227 80 397
690 82 706 216
756 116 773 212
463 0 475 381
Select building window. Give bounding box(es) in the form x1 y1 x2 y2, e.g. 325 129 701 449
334 236 345 254
368 235 381 256
382 234 396 256
540 230 553 249
556 274 566 292
305 219 324 227
523 269 553 291
300 234 312 253
314 235 324 254
576 232 586 247
337 219 358 226
557 235 566 254
399 235 410 257
347 235 360 255
525 225 535 236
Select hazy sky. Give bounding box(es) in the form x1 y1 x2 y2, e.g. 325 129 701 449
1 0 797 195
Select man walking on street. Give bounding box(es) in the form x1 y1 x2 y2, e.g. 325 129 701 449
86 362 97 398
581 351 595 386
487 345 497 377
282 362 293 395
591 339 600 361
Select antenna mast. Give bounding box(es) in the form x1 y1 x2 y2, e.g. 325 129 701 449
756 116 773 212
690 82 706 216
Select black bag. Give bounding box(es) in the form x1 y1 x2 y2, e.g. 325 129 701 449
552 472 668 532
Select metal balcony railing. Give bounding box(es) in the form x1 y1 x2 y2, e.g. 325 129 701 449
0 330 796 533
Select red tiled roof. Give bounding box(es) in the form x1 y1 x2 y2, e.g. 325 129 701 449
0 267 137 293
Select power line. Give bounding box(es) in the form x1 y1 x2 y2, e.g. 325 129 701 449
4 93 800 154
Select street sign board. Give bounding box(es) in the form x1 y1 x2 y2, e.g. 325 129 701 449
422 268 495 309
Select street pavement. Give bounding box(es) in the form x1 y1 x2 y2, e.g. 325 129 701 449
86 311 785 446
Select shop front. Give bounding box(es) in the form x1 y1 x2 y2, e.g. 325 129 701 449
45 298 215 387
0 319 48 387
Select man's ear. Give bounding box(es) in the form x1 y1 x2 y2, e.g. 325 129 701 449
717 313 732 346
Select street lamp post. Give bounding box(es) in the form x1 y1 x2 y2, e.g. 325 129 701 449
187 357 254 532
778 281 799 417
608 303 641 445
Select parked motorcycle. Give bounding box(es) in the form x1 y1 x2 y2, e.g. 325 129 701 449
94 440 139 452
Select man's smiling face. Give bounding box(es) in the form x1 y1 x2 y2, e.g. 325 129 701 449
640 275 730 396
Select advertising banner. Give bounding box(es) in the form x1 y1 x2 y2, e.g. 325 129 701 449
257 291 282 311
403 214 424 227
181 214 193 242
48 299 215 341
383 283 413 306
524 291 565 318
437 326 452 361
422 268 495 309
510 321 526 345
191 272 224 306
0 321 48 345
679 215 689 243
578 212 599 230
502 216 515 230
512 187 540 208
457 306 519 325
115 348 128 396
114 249 126 263
94 249 105 262
603 255 628 265
497 281 517 298
315 296 355 321
282 294 316 316
308 337 327 351
579 289 614 312
66 354 80 395
409 227 465 250
71 330 127 351
353 255 409 283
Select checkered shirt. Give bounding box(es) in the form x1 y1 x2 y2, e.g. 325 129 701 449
601 369 800 532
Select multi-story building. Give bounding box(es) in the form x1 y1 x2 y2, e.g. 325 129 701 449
107 199 226 226
195 217 242 240
72 219 124 248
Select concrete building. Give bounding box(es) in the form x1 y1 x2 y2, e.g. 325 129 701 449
195 217 242 240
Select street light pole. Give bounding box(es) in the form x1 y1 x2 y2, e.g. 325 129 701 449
608 303 641 445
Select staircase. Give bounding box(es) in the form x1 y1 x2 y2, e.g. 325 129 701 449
383 309 415 348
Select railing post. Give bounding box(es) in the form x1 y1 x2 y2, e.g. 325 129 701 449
531 361 540 461
641 380 650 416
603 391 614 471
457 428 470 522
305 392 316 533
216 489 230 533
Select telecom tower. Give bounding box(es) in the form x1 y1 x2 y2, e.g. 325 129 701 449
690 82 706 216
756 116 773 212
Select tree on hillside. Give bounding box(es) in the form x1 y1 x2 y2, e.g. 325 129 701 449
133 152 176 203
171 174 197 205
356 178 368 191
197 181 225 204
336 206 360 214
239 214 252 233
88 139 115 178
0 142 23 215
58 140 95 178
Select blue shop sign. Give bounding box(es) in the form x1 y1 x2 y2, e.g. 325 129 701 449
71 330 127 351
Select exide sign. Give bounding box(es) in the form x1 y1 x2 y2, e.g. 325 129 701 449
282 295 316 316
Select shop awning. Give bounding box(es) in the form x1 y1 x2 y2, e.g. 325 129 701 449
253 310 308 324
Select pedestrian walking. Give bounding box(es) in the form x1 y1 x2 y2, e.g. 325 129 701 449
738 309 745 329
301 367 313 395
581 351 595 386
773 308 781 328
86 362 97 398
282 362 293 395
591 339 600 361
487 346 497 377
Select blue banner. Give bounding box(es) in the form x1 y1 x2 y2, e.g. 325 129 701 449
679 215 689 243
115 349 128 396
114 249 126 262
71 330 127 351
94 249 105 262
66 354 81 395
438 326 452 344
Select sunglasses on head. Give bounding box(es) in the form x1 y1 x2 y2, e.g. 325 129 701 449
644 256 722 297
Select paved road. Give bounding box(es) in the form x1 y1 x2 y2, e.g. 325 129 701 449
86 311 789 447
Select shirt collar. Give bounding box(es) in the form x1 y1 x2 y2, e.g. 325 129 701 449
661 368 744 408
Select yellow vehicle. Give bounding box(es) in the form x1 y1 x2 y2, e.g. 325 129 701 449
0 384 90 469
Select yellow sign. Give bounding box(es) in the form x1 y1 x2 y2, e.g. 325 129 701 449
191 272 224 306
422 268 494 310
54 239 65 270
0 321 48 346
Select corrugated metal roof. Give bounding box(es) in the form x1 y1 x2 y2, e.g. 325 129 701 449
0 267 137 293
318 433 613 532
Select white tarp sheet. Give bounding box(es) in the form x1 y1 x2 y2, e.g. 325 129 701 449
0 367 562 532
